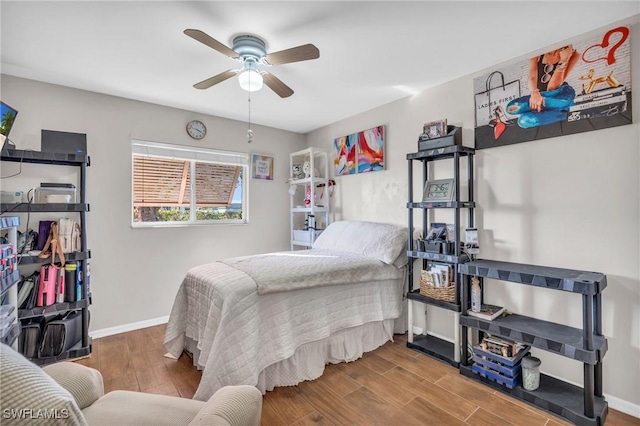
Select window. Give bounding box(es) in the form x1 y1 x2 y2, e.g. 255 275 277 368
132 140 248 226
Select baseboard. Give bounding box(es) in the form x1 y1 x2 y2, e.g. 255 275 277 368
542 371 640 418
606 393 640 419
89 315 169 339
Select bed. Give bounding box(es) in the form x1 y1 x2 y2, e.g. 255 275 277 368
163 220 408 401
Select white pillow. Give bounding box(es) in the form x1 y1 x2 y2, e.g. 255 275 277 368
313 221 408 265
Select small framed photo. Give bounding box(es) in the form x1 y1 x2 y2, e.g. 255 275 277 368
251 153 274 180
423 178 455 203
422 119 448 139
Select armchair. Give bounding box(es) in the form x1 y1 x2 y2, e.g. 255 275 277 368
0 343 262 426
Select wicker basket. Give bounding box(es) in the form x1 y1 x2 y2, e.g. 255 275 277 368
420 272 455 302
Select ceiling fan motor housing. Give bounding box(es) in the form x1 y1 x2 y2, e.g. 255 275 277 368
232 35 267 63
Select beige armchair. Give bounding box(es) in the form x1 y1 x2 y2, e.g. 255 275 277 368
0 343 262 426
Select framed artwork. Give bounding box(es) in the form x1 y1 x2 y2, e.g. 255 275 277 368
333 134 357 176
251 153 274 180
421 119 448 139
473 25 632 149
334 125 384 175
423 178 455 203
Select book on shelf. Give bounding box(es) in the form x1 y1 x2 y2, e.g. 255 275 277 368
467 304 505 321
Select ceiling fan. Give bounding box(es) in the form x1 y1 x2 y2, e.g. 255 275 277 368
184 29 320 98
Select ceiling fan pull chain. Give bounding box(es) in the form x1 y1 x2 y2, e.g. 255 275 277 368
247 82 253 143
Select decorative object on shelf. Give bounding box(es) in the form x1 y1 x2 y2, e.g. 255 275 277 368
250 153 274 180
334 125 384 175
417 125 462 151
302 160 311 178
186 120 207 140
0 101 18 149
304 185 312 206
419 270 455 302
474 25 631 150
422 178 455 203
421 119 448 139
522 355 542 391
291 163 305 180
467 303 506 321
471 276 481 312
465 228 479 255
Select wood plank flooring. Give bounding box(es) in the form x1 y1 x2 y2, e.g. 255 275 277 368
76 324 639 425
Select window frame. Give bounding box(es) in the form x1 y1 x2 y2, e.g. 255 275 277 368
131 139 249 228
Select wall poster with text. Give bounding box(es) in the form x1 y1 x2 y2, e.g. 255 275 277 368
473 25 632 150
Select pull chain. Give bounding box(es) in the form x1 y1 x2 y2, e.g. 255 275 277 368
247 72 253 143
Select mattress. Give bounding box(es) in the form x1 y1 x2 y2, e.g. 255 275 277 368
163 249 405 400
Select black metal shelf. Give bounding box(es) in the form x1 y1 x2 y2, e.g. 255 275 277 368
460 365 607 426
28 340 92 366
406 144 475 368
19 299 89 320
459 259 607 424
407 289 461 312
1 148 89 166
407 334 459 368
460 313 607 364
406 145 475 161
459 259 606 295
2 148 91 358
407 201 476 209
408 250 469 264
17 250 91 265
1 203 90 213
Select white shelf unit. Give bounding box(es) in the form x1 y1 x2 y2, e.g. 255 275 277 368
1 217 21 350
289 148 329 249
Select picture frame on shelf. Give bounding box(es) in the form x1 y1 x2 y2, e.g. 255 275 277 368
423 178 455 203
251 153 274 180
422 119 448 139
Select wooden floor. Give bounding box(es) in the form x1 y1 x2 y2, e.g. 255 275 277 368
76 324 639 425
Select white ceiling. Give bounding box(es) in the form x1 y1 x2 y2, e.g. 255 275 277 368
1 1 638 134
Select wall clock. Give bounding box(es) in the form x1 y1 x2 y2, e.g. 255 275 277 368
423 178 456 203
186 120 207 140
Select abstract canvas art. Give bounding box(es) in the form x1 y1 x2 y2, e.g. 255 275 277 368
334 125 384 175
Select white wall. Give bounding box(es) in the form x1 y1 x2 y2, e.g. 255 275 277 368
305 18 640 411
1 75 305 331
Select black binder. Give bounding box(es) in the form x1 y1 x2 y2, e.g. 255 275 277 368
18 272 39 310
39 311 83 357
19 317 45 359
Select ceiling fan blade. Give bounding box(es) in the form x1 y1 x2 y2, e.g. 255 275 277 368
193 70 237 90
263 73 294 98
264 44 319 65
184 29 238 59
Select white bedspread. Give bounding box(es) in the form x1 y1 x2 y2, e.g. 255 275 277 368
220 249 404 294
163 249 405 401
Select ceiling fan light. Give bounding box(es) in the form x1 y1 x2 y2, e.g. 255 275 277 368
238 70 263 92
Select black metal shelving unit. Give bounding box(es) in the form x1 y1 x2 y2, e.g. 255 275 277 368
1 148 92 364
459 259 608 426
406 143 475 367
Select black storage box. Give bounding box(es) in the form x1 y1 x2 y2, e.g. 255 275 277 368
418 126 462 151
424 241 455 254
